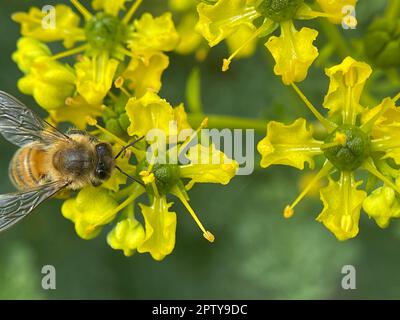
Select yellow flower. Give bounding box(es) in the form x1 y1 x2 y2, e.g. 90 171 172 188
12 4 83 48
129 13 180 54
13 1 179 124
196 0 358 84
137 197 177 261
123 52 170 98
75 54 119 106
12 38 51 73
107 216 145 257
49 95 103 129
196 0 259 47
17 57 76 111
62 187 119 240
363 185 400 229
126 91 190 138
258 56 400 240
266 21 318 85
124 97 236 258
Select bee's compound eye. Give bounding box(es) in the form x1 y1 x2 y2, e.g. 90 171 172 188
95 169 107 180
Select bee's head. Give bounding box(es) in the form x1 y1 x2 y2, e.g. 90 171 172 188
94 142 115 181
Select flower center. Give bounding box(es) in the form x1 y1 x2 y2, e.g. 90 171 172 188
85 12 129 53
255 0 304 22
152 163 181 195
323 125 371 171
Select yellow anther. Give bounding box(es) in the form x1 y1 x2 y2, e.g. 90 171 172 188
222 59 231 72
114 76 124 88
283 205 294 219
86 116 97 126
334 132 347 146
139 170 155 185
203 231 215 243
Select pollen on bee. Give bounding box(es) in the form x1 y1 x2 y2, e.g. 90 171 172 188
86 116 97 126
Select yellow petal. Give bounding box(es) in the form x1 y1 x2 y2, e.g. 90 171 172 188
196 0 259 47
180 143 238 188
174 11 204 55
92 0 128 16
317 173 366 240
49 95 103 129
123 52 169 97
323 56 371 122
12 4 83 48
169 0 195 12
257 118 322 170
226 23 258 59
107 218 145 257
125 91 175 137
17 57 76 111
316 0 357 24
75 54 119 106
265 21 318 85
137 196 177 261
129 13 180 53
62 186 119 240
12 38 51 73
363 186 400 228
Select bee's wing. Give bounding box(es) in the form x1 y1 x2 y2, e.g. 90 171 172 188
0 91 70 147
0 180 68 232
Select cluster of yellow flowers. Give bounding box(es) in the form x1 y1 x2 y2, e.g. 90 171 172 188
11 0 400 257
258 57 400 240
195 0 357 84
12 0 238 260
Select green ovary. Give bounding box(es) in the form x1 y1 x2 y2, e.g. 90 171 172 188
256 0 304 22
85 12 129 52
323 125 371 171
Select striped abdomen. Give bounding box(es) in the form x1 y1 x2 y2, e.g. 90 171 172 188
9 144 49 190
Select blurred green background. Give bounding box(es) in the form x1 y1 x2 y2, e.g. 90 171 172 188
0 0 399 299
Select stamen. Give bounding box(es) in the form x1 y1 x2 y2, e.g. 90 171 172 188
284 161 334 218
173 186 215 243
123 0 143 24
393 91 400 104
291 83 337 132
51 44 89 60
114 76 132 97
363 159 400 195
70 0 93 21
222 23 267 72
177 117 208 158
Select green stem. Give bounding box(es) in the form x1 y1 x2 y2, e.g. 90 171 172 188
318 20 352 59
188 113 267 134
385 0 400 21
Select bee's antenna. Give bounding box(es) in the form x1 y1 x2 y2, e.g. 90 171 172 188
115 136 145 159
115 165 145 188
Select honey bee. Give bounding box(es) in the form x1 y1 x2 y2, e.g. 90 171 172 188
0 91 143 232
